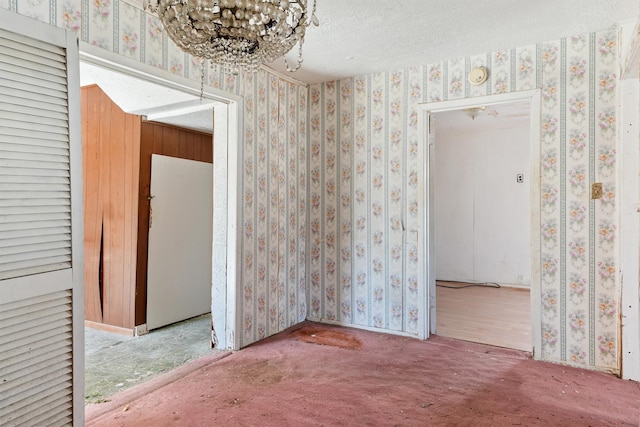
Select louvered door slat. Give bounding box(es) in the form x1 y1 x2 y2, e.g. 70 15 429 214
0 160 69 173
0 74 68 98
0 220 71 234
0 332 71 368
0 199 70 209
0 250 71 266
0 45 66 78
0 257 71 280
1 336 71 374
0 182 71 193
0 233 70 248
0 35 65 63
1 212 71 222
0 223 70 235
0 175 70 184
0 28 65 58
0 152 69 167
0 11 80 425
0 308 71 339
0 84 67 108
5 394 71 427
0 59 67 84
0 240 71 257
0 104 68 122
0 353 70 386
0 289 73 426
0 110 68 131
0 135 69 149
0 118 68 137
0 167 70 178
1 373 72 416
1 314 70 342
1 209 70 222
0 46 66 71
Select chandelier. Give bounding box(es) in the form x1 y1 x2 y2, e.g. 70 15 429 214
144 0 319 75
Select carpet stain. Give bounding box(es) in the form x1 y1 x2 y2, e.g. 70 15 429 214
293 326 362 350
234 359 283 385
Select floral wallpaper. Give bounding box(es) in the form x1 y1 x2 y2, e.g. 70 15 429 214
239 72 308 347
308 31 621 372
4 0 242 94
537 34 618 368
1 0 624 372
307 71 424 334
1 0 307 349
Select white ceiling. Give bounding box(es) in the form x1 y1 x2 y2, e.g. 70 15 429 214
434 101 531 133
81 0 639 133
269 0 639 83
79 61 220 133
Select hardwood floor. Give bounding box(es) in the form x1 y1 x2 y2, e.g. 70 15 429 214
435 281 531 352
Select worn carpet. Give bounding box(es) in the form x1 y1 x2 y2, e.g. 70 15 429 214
86 322 640 426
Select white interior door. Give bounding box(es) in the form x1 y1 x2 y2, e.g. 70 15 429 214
146 154 213 330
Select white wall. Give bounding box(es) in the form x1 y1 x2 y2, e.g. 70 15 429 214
434 115 531 287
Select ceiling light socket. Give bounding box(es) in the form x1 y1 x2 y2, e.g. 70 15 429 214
468 66 489 85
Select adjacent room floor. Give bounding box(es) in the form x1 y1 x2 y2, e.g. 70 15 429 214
85 314 224 404
436 281 531 351
86 322 640 426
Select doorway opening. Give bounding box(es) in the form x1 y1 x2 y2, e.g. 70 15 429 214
422 92 542 356
78 47 241 403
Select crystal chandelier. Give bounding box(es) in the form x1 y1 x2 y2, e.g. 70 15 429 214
144 0 319 74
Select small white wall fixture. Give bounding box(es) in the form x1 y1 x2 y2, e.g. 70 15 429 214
79 45 243 350
418 90 542 358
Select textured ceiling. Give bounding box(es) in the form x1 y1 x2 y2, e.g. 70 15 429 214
82 0 639 132
435 101 531 133
268 0 639 83
80 61 219 133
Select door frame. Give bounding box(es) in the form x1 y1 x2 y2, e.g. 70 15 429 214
619 77 640 381
418 90 542 359
79 44 243 350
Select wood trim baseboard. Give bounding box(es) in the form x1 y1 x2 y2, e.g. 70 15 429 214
84 320 135 336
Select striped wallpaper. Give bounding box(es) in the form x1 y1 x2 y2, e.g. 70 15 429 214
307 32 620 372
1 0 623 372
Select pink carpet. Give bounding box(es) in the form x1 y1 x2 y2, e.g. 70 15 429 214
87 322 640 426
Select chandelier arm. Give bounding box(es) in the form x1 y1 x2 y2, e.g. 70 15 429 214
284 35 305 72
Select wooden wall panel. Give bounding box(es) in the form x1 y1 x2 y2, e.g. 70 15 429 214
82 86 103 323
125 114 141 325
81 85 141 329
84 91 211 329
135 121 213 325
100 88 116 326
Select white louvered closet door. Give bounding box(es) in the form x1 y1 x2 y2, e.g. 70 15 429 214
0 8 84 427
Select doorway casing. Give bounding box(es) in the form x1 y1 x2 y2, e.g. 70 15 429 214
418 90 542 359
79 44 243 350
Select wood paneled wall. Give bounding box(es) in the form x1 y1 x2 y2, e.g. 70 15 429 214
81 85 141 328
135 121 213 325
